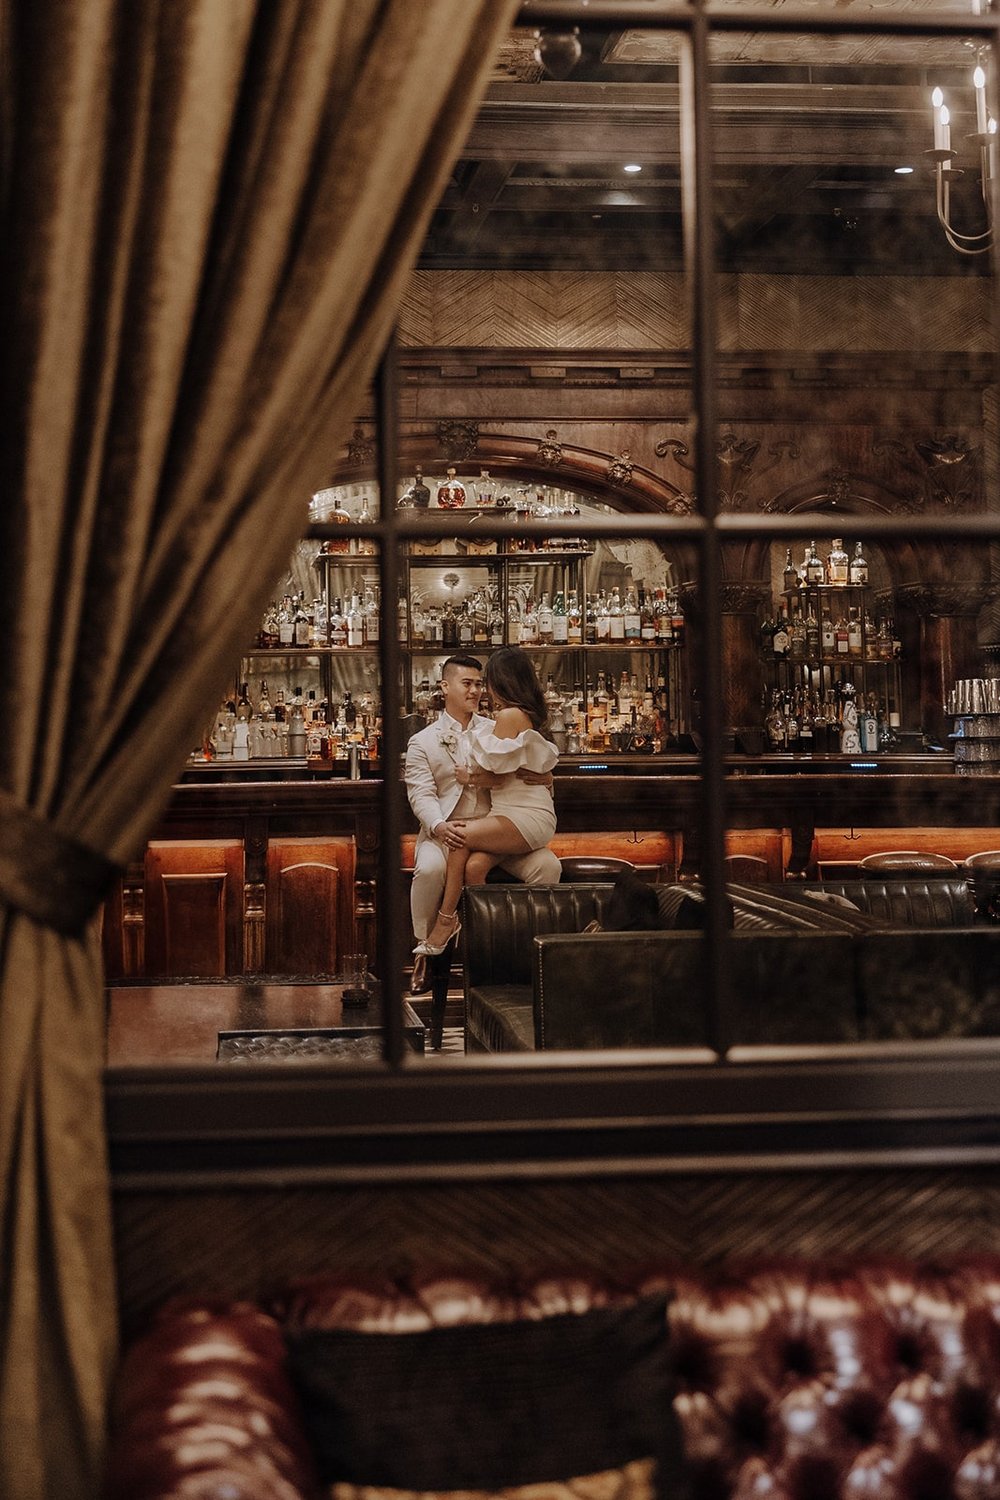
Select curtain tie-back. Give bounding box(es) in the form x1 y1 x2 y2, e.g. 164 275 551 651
0 789 120 938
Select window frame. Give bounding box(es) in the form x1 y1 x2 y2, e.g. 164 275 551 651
106 0 1000 1186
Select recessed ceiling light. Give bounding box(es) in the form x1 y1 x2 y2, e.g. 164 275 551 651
623 163 642 174
894 165 915 175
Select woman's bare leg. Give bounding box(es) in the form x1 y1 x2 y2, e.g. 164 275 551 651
426 817 531 949
466 851 499 885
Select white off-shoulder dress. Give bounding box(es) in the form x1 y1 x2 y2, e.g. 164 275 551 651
468 720 559 849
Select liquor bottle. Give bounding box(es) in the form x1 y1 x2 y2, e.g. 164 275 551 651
608 589 625 642
760 608 774 657
288 697 307 758
876 616 892 661
592 672 609 724
294 594 312 646
771 605 790 657
782 547 799 594
441 600 458 649
476 468 495 507
236 681 252 719
520 597 539 646
458 601 474 647
566 592 583 644
551 591 568 644
595 592 611 642
826 538 849 586
537 593 554 643
805 604 820 658
273 688 287 723
489 600 505 647
669 592 684 641
472 592 489 647
617 670 633 713
330 597 347 648
343 690 357 728
543 674 561 714
320 494 352 554
507 594 522 644
258 680 271 717
821 606 835 656
860 695 879 752
400 466 430 509
789 605 806 661
259 602 280 648
799 695 815 753
657 590 674 645
805 542 825 586
397 587 408 644
363 587 380 645
347 594 364 647
847 607 862 658
310 597 327 646
623 588 641 641
355 493 377 555
834 611 849 656
639 589 657 642
278 595 295 647
849 541 869 586
436 466 466 508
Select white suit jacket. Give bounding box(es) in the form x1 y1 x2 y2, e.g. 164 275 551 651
405 713 489 842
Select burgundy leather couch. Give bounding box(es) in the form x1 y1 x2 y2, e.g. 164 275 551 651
104 1260 1000 1500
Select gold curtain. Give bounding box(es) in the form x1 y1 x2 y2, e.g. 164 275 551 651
0 2 519 1493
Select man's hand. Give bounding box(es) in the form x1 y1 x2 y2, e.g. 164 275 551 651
516 768 554 789
457 766 500 790
433 819 468 850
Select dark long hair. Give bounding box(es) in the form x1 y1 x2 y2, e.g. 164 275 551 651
484 648 548 731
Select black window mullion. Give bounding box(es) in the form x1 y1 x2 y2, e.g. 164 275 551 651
683 7 731 1059
374 334 407 1068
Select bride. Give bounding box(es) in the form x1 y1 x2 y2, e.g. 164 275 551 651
414 647 558 956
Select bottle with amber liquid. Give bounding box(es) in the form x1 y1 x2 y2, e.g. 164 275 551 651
826 538 849 586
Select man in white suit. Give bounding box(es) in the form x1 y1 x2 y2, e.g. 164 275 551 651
405 654 560 988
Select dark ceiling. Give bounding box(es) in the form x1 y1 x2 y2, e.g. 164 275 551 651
417 22 993 276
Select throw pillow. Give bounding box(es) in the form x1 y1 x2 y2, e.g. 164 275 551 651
283 1293 686 1499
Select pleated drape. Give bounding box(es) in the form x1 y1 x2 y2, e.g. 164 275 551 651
0 2 519 1493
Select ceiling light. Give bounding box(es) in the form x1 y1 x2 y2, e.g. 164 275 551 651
623 163 642 174
894 166 914 175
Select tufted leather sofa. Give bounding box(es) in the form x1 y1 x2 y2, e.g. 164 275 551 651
463 881 1000 1052
104 1260 1000 1500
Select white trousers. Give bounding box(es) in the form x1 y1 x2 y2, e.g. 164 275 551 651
410 837 562 939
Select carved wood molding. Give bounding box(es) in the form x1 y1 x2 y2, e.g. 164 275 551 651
243 882 266 973
895 583 997 617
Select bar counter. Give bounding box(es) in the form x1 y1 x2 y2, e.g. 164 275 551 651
101 755 994 983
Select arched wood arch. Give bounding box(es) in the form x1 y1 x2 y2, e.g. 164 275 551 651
331 432 694 517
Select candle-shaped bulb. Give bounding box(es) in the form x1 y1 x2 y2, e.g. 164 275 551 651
932 88 949 151
975 65 989 134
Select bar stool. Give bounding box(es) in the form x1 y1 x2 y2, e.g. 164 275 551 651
964 851 1000 920
858 850 959 877
723 854 770 884
558 855 635 883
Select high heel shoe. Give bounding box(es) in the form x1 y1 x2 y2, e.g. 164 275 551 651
413 911 462 957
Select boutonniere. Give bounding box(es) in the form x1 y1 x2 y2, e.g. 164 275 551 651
437 724 460 759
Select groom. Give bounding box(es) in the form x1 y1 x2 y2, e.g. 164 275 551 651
405 654 560 987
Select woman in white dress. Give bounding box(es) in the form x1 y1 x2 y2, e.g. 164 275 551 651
415 648 558 956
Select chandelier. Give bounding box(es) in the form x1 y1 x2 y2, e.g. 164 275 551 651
928 10 996 255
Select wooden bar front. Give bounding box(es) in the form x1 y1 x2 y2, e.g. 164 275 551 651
101 758 1000 982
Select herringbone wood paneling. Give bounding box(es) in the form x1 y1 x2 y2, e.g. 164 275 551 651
399 269 989 353
114 1169 1000 1331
